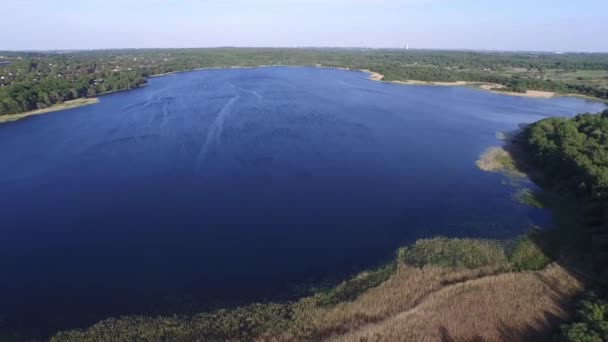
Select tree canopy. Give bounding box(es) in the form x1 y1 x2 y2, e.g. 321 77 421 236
1 48 607 116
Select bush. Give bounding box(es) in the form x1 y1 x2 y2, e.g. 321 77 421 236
513 188 544 208
51 302 293 342
560 293 608 342
396 238 507 269
509 236 550 271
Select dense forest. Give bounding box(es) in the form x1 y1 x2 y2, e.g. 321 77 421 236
523 109 608 276
522 110 608 340
1 48 607 116
525 111 608 201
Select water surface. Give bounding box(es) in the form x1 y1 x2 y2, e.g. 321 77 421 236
0 67 605 336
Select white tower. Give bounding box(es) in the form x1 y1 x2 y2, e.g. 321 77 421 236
405 43 409 50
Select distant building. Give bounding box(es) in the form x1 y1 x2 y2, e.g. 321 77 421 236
404 43 409 50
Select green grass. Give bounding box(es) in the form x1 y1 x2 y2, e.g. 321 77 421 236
396 237 508 269
49 234 556 341
315 235 553 307
315 263 397 306
476 147 526 179
52 302 294 342
513 188 544 208
543 69 608 88
496 153 522 176
509 236 551 271
396 236 551 272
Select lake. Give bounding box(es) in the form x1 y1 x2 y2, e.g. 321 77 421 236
0 67 605 337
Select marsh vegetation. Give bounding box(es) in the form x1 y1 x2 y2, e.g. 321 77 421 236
51 237 557 341
476 146 526 178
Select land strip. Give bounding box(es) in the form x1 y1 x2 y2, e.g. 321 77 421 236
0 98 99 124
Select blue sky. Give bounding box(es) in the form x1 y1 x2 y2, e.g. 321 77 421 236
3 0 607 51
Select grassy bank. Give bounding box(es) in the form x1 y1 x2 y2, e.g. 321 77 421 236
0 98 99 124
474 116 608 341
476 146 526 178
51 236 561 341
475 140 590 266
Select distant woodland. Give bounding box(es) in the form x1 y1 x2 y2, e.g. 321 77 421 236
1 48 607 115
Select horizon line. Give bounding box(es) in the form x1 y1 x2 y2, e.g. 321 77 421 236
1 47 608 54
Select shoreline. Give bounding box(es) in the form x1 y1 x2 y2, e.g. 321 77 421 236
0 84 146 123
0 98 100 124
149 65 580 101
149 66 607 102
96 82 148 96
2 66 604 122
371 73 563 99
51 235 567 341
47 124 581 341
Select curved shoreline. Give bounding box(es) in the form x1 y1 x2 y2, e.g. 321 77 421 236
0 98 100 124
2 65 603 123
147 65 572 100
362 71 563 99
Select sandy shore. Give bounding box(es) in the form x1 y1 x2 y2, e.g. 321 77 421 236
150 65 559 99
361 69 384 81
390 79 556 98
393 80 471 87
135 65 579 101
359 70 561 99
0 98 100 124
492 89 557 99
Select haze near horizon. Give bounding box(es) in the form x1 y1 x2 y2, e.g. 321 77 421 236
3 0 608 52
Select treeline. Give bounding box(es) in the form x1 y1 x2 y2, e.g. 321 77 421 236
1 48 607 116
0 71 145 115
522 110 608 340
501 76 608 98
524 110 608 200
523 110 608 270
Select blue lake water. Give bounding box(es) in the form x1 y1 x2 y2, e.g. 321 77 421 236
0 67 605 336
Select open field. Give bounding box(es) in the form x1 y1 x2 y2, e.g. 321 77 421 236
528 69 608 88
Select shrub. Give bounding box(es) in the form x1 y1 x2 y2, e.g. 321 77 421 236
513 188 544 208
560 293 608 342
51 302 293 342
396 238 507 269
509 236 550 271
315 263 396 306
